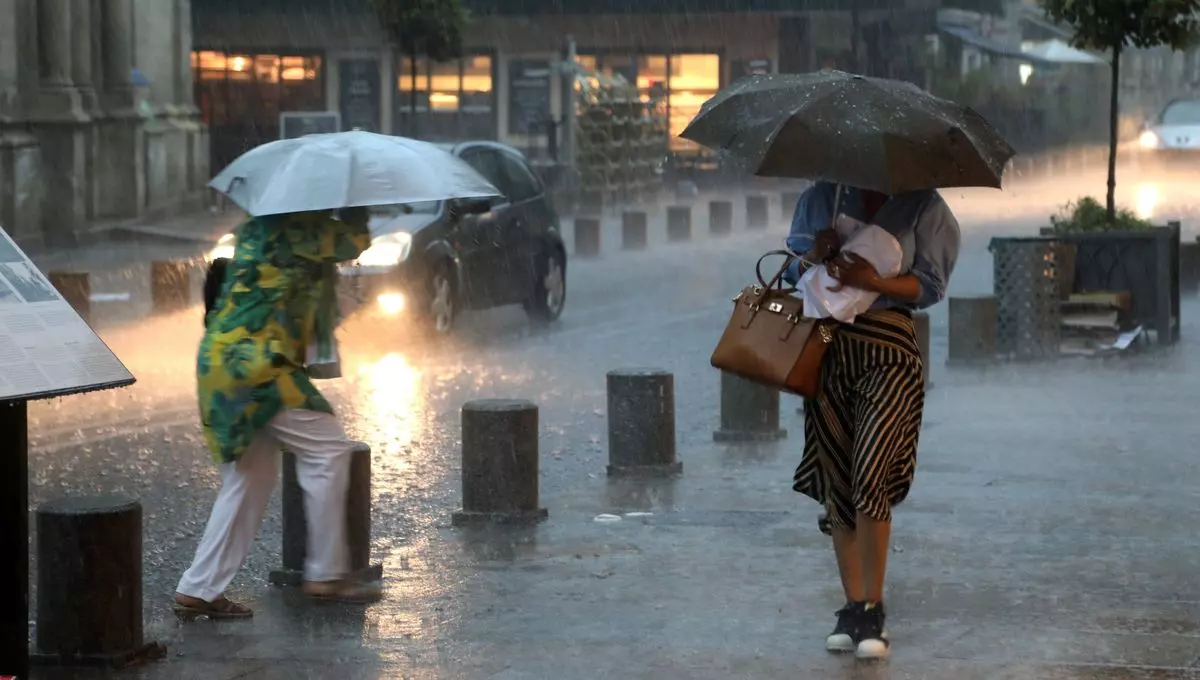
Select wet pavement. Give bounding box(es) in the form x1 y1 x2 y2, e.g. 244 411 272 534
21 177 1200 679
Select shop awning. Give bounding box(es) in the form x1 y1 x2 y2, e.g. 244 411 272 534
938 22 1060 65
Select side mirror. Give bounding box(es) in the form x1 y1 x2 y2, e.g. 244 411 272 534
451 197 493 219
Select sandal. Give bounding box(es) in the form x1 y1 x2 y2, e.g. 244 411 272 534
301 579 383 604
172 593 254 620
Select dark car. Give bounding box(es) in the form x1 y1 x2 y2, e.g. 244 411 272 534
205 142 567 334
341 141 566 333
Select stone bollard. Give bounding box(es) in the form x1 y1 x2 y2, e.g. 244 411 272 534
452 399 548 526
580 190 604 216
269 443 382 586
713 372 787 442
574 217 601 258
33 496 166 667
709 200 733 237
48 271 91 322
606 369 682 476
1180 241 1200 296
913 310 932 389
746 195 769 230
622 211 648 251
781 191 801 220
150 261 190 314
666 206 692 243
948 295 998 365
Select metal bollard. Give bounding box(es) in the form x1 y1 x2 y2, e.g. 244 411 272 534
33 496 166 668
579 190 604 216
606 369 681 476
713 371 787 442
948 295 998 365
913 310 932 389
1180 242 1200 296
622 211 648 251
574 217 601 258
268 443 382 586
453 399 548 526
746 195 769 230
150 261 190 314
48 271 91 322
781 191 801 220
666 206 692 243
709 200 733 237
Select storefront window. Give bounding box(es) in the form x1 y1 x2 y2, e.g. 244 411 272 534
668 54 720 152
429 60 461 111
395 53 495 140
191 49 325 171
462 55 493 113
577 50 720 153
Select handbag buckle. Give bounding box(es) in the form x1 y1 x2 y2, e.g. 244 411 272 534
766 301 784 313
819 324 834 343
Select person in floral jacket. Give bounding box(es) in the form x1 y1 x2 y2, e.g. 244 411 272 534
174 207 381 618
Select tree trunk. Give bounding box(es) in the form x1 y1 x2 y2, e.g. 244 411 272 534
409 50 419 138
1107 44 1120 223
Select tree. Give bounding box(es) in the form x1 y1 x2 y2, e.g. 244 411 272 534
1040 0 1200 222
369 0 468 137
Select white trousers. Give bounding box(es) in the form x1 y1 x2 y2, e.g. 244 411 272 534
177 409 354 602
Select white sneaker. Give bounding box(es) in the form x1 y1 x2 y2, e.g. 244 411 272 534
825 604 859 652
854 602 890 660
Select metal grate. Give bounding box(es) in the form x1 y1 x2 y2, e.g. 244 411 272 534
990 237 1062 359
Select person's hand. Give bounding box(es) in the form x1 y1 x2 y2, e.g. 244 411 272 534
810 228 841 262
826 252 881 293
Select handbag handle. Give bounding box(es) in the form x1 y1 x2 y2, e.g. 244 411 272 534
754 250 800 297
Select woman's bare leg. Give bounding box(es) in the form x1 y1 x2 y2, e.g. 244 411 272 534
854 511 892 659
856 512 891 603
831 526 865 603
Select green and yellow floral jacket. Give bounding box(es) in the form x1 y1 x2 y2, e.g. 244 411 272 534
198 209 370 464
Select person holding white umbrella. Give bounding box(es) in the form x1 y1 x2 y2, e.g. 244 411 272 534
174 132 498 618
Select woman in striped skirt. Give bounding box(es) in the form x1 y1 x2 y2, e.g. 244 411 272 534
782 182 960 660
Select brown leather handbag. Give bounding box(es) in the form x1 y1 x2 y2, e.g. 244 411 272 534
710 249 839 399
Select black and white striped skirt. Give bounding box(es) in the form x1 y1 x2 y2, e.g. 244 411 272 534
792 308 925 535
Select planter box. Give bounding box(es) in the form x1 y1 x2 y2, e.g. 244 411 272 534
989 222 1181 357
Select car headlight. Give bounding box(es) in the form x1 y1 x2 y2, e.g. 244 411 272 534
1139 130 1160 150
208 233 236 261
357 232 413 267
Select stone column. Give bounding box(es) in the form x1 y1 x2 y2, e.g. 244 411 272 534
71 1 93 92
37 0 73 88
102 0 134 95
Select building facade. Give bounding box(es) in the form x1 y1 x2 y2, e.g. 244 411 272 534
0 0 208 250
192 0 950 174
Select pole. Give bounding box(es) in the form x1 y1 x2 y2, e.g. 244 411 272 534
0 400 29 679
563 35 578 188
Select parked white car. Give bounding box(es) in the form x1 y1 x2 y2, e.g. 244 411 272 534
1139 98 1200 157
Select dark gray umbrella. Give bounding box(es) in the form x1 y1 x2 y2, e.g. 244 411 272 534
679 70 1016 195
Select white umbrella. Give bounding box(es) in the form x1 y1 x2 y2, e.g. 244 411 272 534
1022 39 1106 65
209 130 500 216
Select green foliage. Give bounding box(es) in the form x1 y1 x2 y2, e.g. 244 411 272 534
1040 0 1200 52
369 0 468 62
1049 196 1151 233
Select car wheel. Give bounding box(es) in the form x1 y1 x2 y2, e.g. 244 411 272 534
425 261 457 334
525 247 566 322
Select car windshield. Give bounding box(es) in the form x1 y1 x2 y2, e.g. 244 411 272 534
1161 100 1200 125
369 201 440 218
